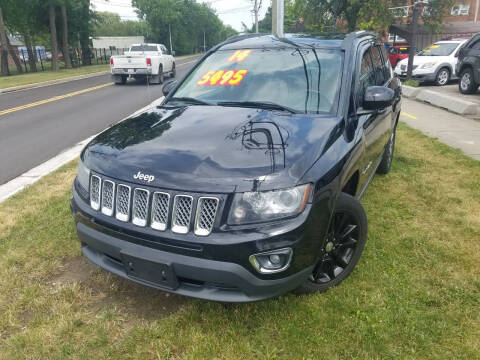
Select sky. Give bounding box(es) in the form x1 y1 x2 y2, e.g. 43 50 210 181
90 0 269 32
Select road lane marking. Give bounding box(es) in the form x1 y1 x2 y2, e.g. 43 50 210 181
0 82 113 117
401 112 417 120
176 59 198 67
0 59 199 117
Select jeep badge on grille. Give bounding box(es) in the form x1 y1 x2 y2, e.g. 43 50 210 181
133 171 155 183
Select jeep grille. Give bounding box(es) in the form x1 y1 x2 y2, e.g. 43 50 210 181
89 175 219 236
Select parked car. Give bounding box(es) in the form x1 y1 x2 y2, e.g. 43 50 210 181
456 33 480 94
394 40 467 86
70 32 402 302
388 45 410 68
110 43 176 85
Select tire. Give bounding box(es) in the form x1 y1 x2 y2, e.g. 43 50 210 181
295 193 368 295
114 75 127 85
171 63 176 78
459 67 479 94
435 67 450 86
148 66 164 85
376 127 396 175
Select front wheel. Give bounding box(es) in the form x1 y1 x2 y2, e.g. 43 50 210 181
295 193 368 294
171 63 176 78
435 67 450 86
459 68 479 94
377 127 396 175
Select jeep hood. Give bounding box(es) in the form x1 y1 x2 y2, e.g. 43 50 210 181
82 105 343 193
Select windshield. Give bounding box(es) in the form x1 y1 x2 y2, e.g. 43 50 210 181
171 47 344 114
130 45 157 52
418 43 459 56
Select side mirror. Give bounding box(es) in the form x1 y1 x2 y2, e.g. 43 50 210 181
363 86 395 111
162 80 178 96
171 50 176 56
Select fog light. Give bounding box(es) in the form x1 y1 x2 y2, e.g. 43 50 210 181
249 248 293 274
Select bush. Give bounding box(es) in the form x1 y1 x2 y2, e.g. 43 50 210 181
403 79 420 87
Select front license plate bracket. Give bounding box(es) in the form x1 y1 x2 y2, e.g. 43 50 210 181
121 252 179 290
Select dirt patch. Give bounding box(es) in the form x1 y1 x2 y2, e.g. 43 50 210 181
49 256 97 286
88 274 188 320
49 256 187 320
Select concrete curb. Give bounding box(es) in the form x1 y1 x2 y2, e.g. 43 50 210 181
0 96 165 204
402 85 480 116
0 71 110 94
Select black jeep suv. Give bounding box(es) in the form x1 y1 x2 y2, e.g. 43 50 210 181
70 32 402 302
457 32 480 94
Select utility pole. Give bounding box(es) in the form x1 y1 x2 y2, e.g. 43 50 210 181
332 0 340 31
253 0 262 33
169 24 173 54
406 2 421 80
272 0 284 37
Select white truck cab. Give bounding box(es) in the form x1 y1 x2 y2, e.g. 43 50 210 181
110 43 176 85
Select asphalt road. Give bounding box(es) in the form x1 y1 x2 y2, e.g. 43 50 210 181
0 56 200 185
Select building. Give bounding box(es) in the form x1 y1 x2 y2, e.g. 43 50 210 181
91 36 145 50
389 0 480 49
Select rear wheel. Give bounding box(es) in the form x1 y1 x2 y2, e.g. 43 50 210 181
148 65 164 85
459 68 479 94
295 193 367 294
171 63 176 78
435 67 450 86
114 75 127 85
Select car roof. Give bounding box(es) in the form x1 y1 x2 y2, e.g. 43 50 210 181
218 33 357 51
435 40 466 44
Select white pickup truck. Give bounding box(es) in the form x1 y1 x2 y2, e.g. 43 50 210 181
110 43 176 85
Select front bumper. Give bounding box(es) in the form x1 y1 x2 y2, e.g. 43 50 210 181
70 184 327 302
395 68 436 82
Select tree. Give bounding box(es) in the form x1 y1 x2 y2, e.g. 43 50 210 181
49 3 59 70
61 2 72 68
0 7 10 76
132 0 237 55
94 11 151 38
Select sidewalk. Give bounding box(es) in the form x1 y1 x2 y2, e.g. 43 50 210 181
401 98 480 161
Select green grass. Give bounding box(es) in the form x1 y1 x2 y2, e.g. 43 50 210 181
0 64 110 89
403 79 420 87
0 123 479 359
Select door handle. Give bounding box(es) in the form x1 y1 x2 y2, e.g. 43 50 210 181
377 108 387 114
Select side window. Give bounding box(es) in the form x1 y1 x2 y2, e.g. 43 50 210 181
162 45 170 55
357 48 376 106
371 46 386 85
380 45 393 81
389 47 397 55
471 41 480 50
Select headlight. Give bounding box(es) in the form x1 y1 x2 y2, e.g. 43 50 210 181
228 184 310 225
421 62 437 69
77 159 90 192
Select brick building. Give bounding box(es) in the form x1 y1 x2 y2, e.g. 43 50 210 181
389 0 480 49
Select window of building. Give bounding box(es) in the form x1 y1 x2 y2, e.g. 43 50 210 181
451 4 470 15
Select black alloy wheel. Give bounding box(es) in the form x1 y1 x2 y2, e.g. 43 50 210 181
296 193 367 294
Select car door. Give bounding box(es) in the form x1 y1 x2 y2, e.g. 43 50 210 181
161 45 173 71
356 44 392 185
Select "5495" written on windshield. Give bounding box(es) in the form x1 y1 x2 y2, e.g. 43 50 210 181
197 70 248 86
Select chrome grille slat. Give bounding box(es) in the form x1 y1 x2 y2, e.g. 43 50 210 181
132 188 150 227
151 192 170 231
89 175 219 235
101 180 115 216
116 184 131 222
194 197 219 236
172 195 193 234
90 175 101 210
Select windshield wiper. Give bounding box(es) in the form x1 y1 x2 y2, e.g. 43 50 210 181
217 101 299 114
166 97 213 106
